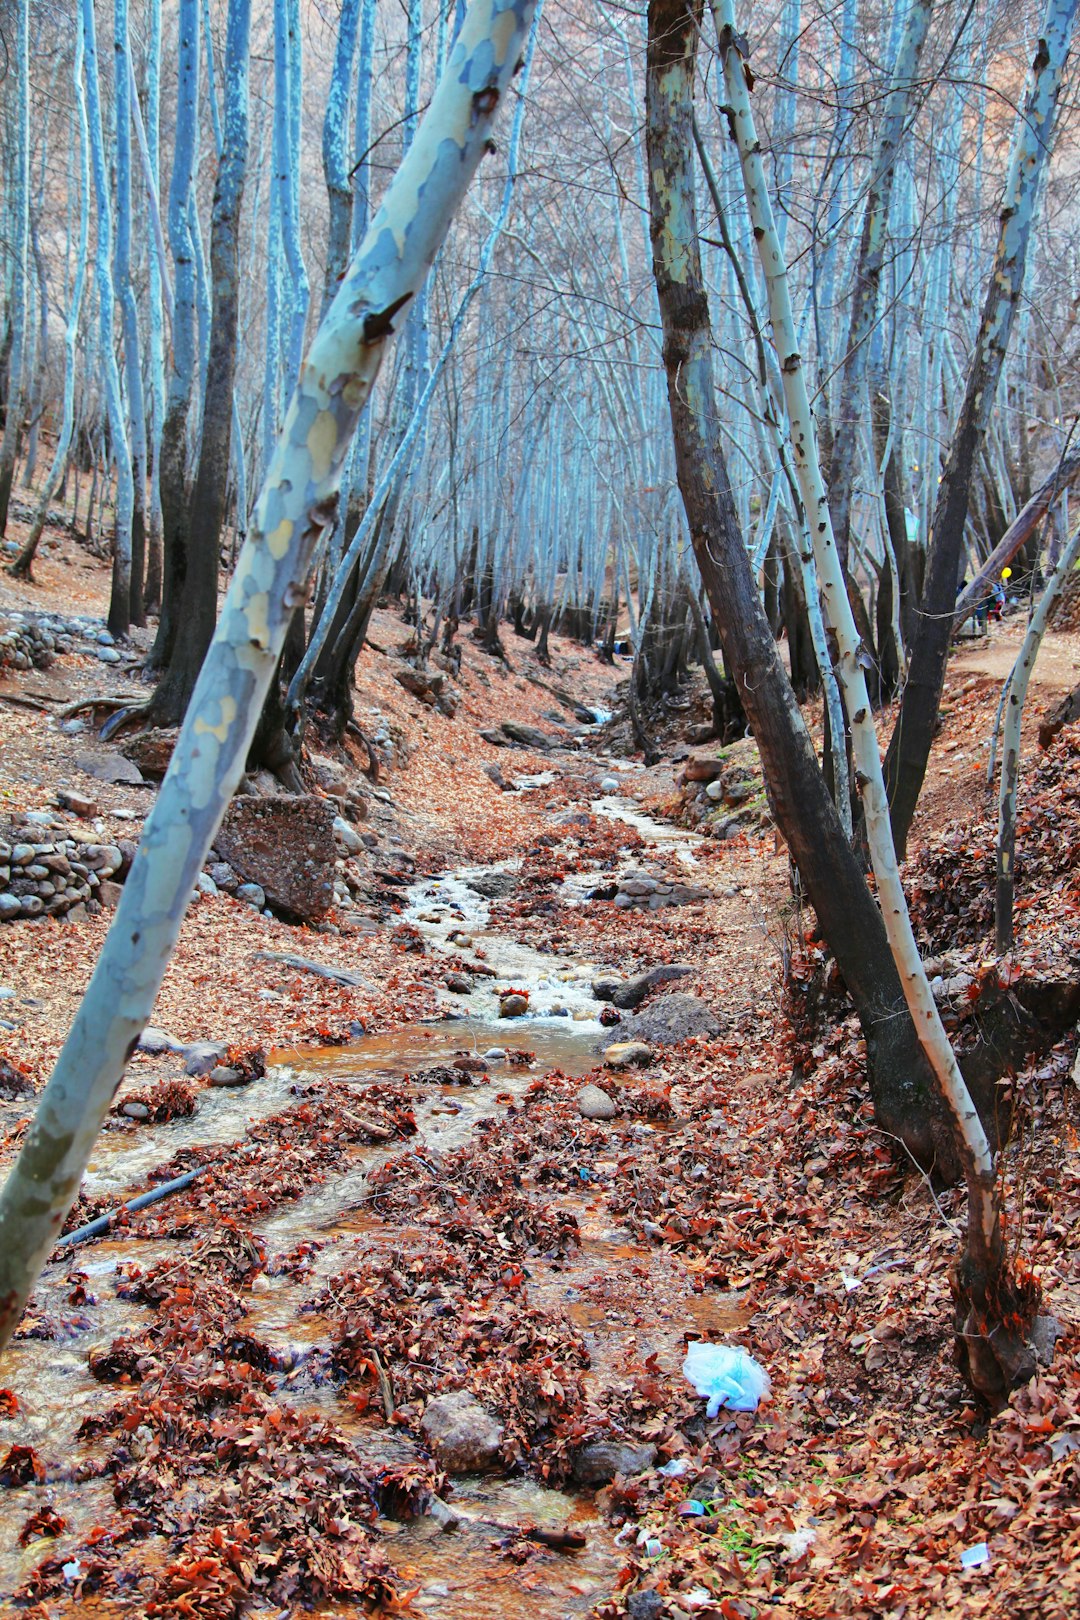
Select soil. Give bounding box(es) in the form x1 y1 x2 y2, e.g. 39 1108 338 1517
2 528 1080 1620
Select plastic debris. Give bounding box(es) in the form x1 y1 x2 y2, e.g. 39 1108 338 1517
961 1542 990 1569
657 1456 691 1478
682 1341 770 1415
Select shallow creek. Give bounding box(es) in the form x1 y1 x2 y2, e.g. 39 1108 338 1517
0 791 727 1614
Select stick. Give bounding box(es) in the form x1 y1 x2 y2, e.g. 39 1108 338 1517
53 1165 209 1249
254 950 370 988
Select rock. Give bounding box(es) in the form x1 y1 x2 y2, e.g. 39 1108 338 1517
1031 1313 1062 1365
602 1041 653 1069
452 1054 489 1075
214 794 336 921
96 879 123 908
209 861 238 892
602 993 723 1050
420 1391 504 1474
196 871 219 896
183 1041 229 1077
499 993 529 1018
466 870 518 900
611 965 693 1010
479 728 509 747
446 974 472 994
393 663 445 703
11 844 35 866
500 720 556 750
591 975 622 1003
55 788 98 817
683 754 724 783
236 882 266 910
577 1083 617 1121
122 1101 150 1120
139 1026 182 1054
333 815 364 856
626 1593 665 1620
572 1439 657 1486
74 750 145 786
95 645 121 663
482 763 507 790
599 776 620 793
121 728 177 778
208 1066 247 1087
0 894 21 921
620 876 657 897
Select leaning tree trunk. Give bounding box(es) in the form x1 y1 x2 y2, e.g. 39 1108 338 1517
645 0 948 1180
149 0 251 726
883 0 1077 857
0 0 537 1361
711 0 1044 1402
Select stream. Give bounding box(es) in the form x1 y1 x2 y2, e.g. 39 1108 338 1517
0 790 722 1615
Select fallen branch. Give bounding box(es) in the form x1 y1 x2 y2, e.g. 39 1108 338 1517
53 1166 208 1250
253 950 370 988
954 441 1080 621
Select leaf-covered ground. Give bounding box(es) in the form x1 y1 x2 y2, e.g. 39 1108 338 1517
2 538 1080 1617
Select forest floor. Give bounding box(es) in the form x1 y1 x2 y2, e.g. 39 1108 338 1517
1 523 1080 1619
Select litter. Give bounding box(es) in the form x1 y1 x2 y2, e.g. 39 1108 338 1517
682 1341 770 1415
961 1542 990 1569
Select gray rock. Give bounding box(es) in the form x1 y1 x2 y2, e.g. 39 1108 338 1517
11 844 35 866
446 973 472 995
184 1041 229 1077
591 975 622 1003
236 882 266 909
196 871 219 896
333 815 364 856
96 879 123 908
122 1101 150 1120
611 964 693 1010
600 777 620 793
139 1026 182 1054
577 1083 617 1121
208 1066 247 1087
572 1439 657 1486
420 1390 504 1474
0 895 22 921
626 1594 665 1620
601 994 723 1050
95 645 122 663
602 1041 653 1070
466 869 518 900
209 861 238 891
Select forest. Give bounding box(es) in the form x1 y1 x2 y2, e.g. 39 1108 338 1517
1 0 1080 1612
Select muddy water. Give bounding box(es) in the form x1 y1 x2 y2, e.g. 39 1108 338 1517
0 811 714 1613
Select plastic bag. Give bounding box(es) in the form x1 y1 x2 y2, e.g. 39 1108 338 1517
682 1341 770 1415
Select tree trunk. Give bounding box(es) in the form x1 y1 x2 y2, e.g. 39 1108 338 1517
645 0 947 1175
150 0 251 726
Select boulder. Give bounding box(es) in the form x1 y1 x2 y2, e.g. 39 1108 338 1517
611 965 692 1010
214 795 336 921
571 1439 657 1486
420 1390 504 1474
121 727 178 779
466 870 518 900
602 1041 653 1069
682 755 724 783
601 993 723 1050
184 1041 229 1077
500 720 556 751
577 1083 617 1120
499 993 529 1018
591 975 622 1003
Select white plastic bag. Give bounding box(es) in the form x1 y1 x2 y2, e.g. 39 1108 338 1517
682 1341 770 1415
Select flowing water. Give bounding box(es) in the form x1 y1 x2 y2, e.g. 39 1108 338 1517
0 793 719 1614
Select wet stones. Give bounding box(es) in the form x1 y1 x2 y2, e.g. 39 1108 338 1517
499 993 529 1018
445 973 472 994
420 1390 504 1474
613 871 712 910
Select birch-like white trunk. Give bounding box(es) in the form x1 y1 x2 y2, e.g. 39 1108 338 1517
0 0 538 1360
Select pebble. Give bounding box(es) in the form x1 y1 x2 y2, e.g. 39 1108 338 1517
236 882 265 909
600 777 620 793
499 993 529 1018
121 1101 150 1120
208 1066 247 1087
196 872 219 896
138 1027 181 1055
603 1041 654 1069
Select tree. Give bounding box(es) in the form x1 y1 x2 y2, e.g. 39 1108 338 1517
149 0 252 725
0 0 539 1360
0 0 30 538
883 0 1077 856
